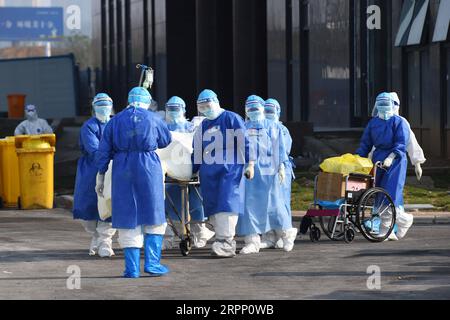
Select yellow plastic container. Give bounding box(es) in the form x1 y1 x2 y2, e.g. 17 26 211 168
15 134 56 210
0 137 21 208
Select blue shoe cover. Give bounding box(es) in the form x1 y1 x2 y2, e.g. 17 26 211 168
144 234 170 276
123 247 140 278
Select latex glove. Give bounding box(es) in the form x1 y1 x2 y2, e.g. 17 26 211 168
415 163 423 181
96 174 105 198
245 161 255 180
279 164 286 184
383 153 396 169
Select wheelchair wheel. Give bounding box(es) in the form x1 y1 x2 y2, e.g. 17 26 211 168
309 225 321 242
344 225 355 243
356 187 397 243
319 215 345 241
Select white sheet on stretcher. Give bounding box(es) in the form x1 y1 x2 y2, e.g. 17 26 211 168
97 131 195 221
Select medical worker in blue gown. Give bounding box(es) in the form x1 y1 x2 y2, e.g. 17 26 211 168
96 87 172 278
163 96 215 249
192 89 250 257
258 98 298 251
366 92 421 240
73 93 117 258
236 95 291 254
356 92 412 239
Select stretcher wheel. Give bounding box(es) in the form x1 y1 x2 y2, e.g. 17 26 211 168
309 226 321 242
180 238 192 256
344 226 355 244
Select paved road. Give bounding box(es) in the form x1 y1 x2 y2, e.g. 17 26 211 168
0 209 449 300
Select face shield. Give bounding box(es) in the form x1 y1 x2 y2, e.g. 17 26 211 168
94 105 113 123
92 94 113 123
264 105 279 121
375 99 395 121
245 102 264 122
165 105 185 123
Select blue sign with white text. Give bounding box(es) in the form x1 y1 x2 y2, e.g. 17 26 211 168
0 7 64 41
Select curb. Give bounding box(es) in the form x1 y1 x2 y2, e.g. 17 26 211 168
54 195 449 225
54 195 74 210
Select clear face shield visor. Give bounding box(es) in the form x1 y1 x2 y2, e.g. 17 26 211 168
166 105 184 113
264 105 279 119
376 100 393 113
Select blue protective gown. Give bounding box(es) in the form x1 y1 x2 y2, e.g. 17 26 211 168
192 110 248 218
96 107 172 229
237 119 291 235
73 117 108 221
279 123 294 218
165 120 205 222
356 116 410 207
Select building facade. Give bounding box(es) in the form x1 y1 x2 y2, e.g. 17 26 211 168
92 0 450 159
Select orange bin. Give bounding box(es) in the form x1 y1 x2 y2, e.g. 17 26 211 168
7 94 26 119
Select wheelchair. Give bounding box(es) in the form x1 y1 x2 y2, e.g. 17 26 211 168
300 163 397 243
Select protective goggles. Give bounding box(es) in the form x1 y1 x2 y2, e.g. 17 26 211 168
264 106 278 115
93 97 113 107
25 105 37 113
246 106 263 113
376 99 393 111
166 104 184 113
245 101 263 113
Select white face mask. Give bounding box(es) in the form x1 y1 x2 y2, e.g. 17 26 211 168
198 102 222 120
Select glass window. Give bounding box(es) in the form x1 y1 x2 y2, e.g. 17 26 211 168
308 0 350 128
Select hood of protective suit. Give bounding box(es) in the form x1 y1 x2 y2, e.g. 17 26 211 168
264 99 281 122
128 87 152 109
25 105 38 122
246 95 265 122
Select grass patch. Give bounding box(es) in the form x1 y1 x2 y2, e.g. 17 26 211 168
404 185 450 211
291 171 450 212
291 173 316 211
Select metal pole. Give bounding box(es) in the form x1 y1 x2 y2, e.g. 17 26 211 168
46 42 52 57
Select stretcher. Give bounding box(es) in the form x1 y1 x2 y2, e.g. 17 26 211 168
165 177 207 256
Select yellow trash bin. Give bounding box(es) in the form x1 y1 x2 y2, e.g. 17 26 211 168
0 137 21 208
15 134 56 210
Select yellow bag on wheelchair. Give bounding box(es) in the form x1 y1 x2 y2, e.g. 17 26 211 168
319 153 373 176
